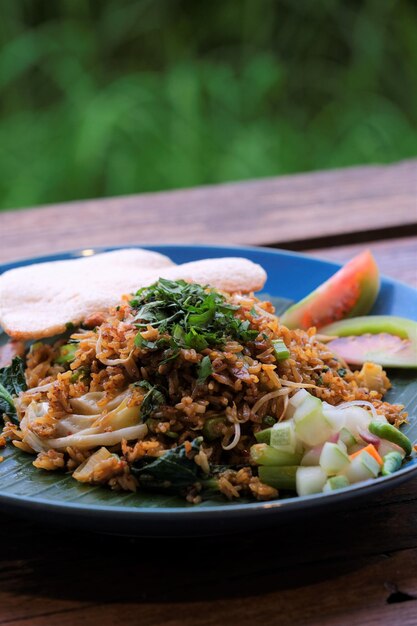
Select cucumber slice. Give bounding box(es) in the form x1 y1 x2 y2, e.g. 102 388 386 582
319 442 350 476
296 466 327 496
322 402 346 432
270 420 297 453
255 427 272 444
286 389 309 418
323 475 350 492
289 389 309 409
258 465 298 490
294 395 332 446
338 427 357 449
250 444 302 466
345 450 380 483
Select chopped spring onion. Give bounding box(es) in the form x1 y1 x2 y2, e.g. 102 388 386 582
55 343 78 364
272 339 290 361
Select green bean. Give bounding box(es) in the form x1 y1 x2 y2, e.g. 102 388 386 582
368 420 412 456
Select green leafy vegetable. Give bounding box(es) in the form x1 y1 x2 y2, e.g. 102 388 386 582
197 355 213 384
134 334 169 350
131 279 258 355
135 380 166 421
0 357 27 424
132 437 204 490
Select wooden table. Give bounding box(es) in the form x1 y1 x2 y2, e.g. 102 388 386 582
1 159 417 626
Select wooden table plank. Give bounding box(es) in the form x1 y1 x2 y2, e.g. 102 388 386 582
309 236 417 288
0 160 416 263
1 478 417 625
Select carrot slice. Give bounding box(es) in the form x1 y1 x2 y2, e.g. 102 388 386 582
350 443 383 466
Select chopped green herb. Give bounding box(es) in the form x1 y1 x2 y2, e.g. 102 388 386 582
263 415 276 427
132 437 204 491
316 376 323 386
338 368 347 378
197 355 213 384
130 279 258 355
135 380 166 421
134 333 169 350
70 367 90 383
272 339 290 361
0 357 27 425
165 430 179 440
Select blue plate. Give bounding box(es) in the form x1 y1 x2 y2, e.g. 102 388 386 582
0 244 416 536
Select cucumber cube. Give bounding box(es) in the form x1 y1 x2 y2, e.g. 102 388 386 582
255 427 272 444
286 389 309 418
338 427 356 449
296 466 327 496
289 389 309 409
270 420 297 453
319 442 350 476
294 395 332 446
322 402 346 433
323 475 350 492
345 450 380 483
250 444 302 466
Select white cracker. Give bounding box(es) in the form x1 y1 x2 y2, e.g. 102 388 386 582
0 250 267 339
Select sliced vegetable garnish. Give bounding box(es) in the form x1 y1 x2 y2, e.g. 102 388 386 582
349 443 383 466
322 315 417 369
368 420 412 456
281 250 380 330
250 443 302 466
381 451 403 476
251 390 414 495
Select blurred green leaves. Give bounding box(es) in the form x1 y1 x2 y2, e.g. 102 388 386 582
0 0 416 210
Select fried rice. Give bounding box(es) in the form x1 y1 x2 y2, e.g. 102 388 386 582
1 279 407 503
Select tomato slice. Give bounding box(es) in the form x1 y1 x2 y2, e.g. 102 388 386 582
281 251 380 330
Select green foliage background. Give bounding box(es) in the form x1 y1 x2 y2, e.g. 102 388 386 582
1 0 416 210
